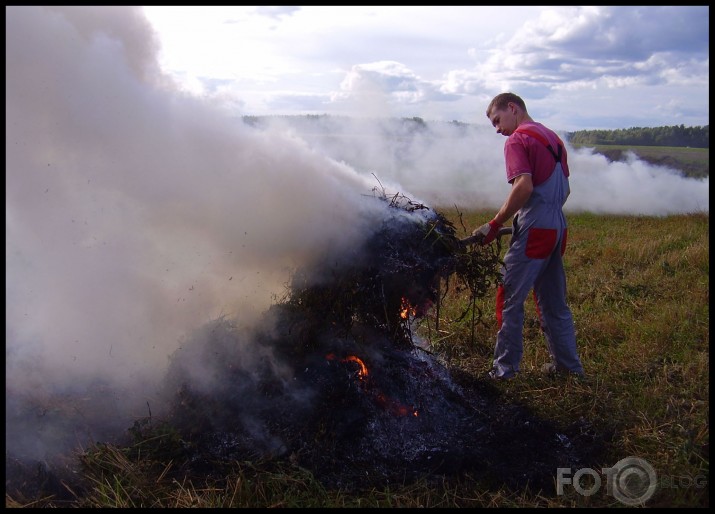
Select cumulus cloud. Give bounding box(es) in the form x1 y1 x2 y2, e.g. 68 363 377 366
476 6 709 92
141 6 708 129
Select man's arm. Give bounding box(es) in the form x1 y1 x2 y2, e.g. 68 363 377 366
493 174 533 225
469 173 534 245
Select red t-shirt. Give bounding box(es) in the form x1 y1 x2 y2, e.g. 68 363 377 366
504 122 569 186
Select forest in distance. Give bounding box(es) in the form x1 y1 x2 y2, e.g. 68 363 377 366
567 125 708 179
567 124 708 148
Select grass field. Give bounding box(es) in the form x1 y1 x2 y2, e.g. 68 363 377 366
6 211 709 508
572 144 709 179
422 209 709 507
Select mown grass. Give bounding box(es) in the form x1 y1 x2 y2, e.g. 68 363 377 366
6 211 708 508
572 144 709 178
424 209 709 508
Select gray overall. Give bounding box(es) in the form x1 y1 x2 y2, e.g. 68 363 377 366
492 131 584 378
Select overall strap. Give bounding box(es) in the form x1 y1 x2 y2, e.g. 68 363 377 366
514 126 563 162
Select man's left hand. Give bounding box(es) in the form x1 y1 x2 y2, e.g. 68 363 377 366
472 219 503 245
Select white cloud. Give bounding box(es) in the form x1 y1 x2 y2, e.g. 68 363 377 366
143 5 708 129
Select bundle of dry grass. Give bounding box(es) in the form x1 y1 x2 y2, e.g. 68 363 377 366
279 189 503 351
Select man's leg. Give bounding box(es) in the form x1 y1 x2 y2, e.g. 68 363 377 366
492 259 541 378
533 250 584 375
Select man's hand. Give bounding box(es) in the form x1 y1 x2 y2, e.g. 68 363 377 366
472 219 503 245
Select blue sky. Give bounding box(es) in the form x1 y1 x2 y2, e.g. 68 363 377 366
142 6 710 131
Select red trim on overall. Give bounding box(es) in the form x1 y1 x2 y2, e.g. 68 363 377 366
525 227 558 259
514 126 565 162
496 285 542 329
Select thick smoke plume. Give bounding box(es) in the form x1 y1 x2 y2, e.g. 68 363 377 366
5 6 707 472
6 6 400 464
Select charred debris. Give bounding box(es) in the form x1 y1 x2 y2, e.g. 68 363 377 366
6 190 603 503
150 190 600 493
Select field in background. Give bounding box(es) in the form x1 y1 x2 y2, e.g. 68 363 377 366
573 144 709 179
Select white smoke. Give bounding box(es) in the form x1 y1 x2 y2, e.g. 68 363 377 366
258 116 709 217
5 6 401 461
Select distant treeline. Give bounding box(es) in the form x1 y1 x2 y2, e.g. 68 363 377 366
243 115 709 149
566 125 709 148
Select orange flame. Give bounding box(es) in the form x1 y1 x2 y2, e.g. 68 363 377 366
400 297 417 319
325 353 369 379
343 355 369 379
324 353 418 417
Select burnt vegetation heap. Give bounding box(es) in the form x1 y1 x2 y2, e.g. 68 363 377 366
142 190 600 493
6 190 606 504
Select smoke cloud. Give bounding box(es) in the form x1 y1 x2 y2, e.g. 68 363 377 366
5 6 708 466
6 6 399 462
261 116 709 216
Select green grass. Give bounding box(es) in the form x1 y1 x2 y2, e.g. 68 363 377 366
572 144 709 178
424 209 709 507
6 211 709 508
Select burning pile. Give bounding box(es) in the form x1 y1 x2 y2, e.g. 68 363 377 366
5 191 602 502
153 191 598 492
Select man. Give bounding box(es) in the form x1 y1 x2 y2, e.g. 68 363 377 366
473 92 584 379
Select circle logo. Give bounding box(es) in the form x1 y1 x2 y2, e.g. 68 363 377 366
610 457 657 505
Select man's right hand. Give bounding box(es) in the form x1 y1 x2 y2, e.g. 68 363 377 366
472 219 503 245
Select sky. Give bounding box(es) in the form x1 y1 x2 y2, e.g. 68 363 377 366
4 6 709 468
141 5 710 132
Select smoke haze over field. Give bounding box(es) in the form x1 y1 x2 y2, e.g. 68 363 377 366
5 6 709 465
257 115 709 215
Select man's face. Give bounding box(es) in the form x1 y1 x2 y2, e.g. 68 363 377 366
488 102 518 137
